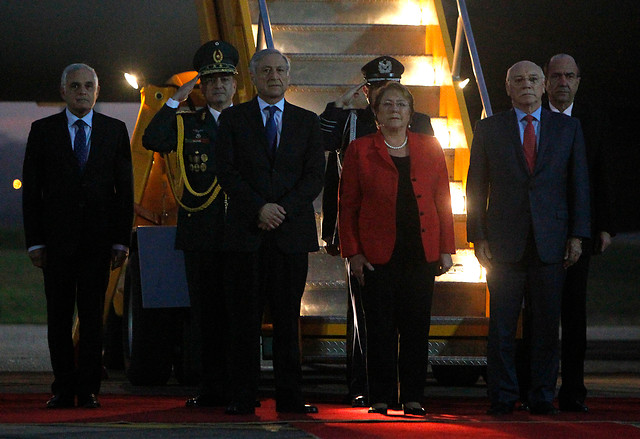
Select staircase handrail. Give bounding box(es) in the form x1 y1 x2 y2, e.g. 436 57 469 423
256 0 275 50
451 0 492 118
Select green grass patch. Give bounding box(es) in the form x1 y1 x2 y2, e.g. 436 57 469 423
0 249 46 323
0 228 638 325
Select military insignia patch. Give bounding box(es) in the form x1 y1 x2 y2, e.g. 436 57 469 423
213 49 223 64
378 59 392 74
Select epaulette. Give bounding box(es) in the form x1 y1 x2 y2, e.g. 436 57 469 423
176 109 197 115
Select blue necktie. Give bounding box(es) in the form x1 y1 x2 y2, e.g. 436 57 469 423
74 119 89 171
265 106 279 159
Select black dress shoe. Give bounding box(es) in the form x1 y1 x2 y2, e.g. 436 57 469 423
486 402 514 415
529 402 560 415
77 394 101 409
559 399 589 413
225 403 255 415
46 394 74 409
368 404 388 415
403 404 426 416
351 395 367 407
276 403 318 414
186 395 227 408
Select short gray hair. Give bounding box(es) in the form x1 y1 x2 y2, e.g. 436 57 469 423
249 49 290 75
61 63 99 88
506 60 544 83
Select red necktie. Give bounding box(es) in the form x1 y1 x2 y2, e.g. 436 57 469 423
523 114 536 173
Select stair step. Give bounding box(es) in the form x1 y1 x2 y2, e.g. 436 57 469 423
287 53 437 86
249 0 436 25
285 84 441 117
271 24 430 55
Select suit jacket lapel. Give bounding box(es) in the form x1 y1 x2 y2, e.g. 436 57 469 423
278 101 296 158
373 131 396 169
246 98 272 161
58 111 78 165
536 107 553 173
507 109 530 175
85 112 104 173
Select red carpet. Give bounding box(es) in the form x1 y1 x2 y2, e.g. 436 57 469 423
1 394 639 438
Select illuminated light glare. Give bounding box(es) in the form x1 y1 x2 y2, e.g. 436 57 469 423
379 0 438 25
434 57 450 85
402 57 448 86
251 24 258 46
124 73 139 90
430 117 450 149
435 249 486 283
401 57 436 86
458 78 470 89
449 119 467 149
449 181 466 214
13 179 22 190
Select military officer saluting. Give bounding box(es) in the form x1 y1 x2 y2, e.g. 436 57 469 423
142 40 238 408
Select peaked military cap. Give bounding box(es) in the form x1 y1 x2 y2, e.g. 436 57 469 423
361 56 404 84
193 40 239 76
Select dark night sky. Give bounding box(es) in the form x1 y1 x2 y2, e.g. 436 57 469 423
3 1 639 115
2 0 639 230
1 1 202 102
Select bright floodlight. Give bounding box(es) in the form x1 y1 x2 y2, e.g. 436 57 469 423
125 73 139 89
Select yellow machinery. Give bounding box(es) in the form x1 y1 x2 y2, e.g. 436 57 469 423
105 0 489 386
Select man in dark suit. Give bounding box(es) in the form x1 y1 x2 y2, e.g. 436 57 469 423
544 54 615 412
143 40 239 408
466 60 590 415
22 63 134 409
216 48 325 415
319 55 434 407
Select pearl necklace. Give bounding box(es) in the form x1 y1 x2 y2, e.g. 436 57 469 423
384 136 408 150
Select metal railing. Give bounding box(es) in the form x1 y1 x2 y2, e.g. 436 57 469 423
256 0 275 50
451 0 492 118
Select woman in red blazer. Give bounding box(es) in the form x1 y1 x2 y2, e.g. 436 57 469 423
339 82 455 416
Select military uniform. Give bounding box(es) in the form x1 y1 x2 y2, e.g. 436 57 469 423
318 56 434 406
144 105 225 250
142 40 238 405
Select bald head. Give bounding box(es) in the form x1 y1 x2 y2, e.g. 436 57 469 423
545 54 581 112
506 61 545 113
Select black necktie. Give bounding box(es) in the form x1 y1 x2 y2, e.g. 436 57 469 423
265 106 278 159
74 119 88 171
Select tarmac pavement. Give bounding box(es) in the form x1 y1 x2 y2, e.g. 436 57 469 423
1 324 640 438
1 323 640 394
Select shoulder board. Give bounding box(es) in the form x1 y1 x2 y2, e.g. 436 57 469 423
176 109 197 115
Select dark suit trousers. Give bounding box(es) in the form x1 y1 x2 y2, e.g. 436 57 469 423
226 234 308 409
43 245 111 397
362 257 435 405
559 242 592 403
516 241 592 404
183 251 229 399
487 236 564 407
